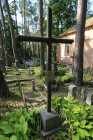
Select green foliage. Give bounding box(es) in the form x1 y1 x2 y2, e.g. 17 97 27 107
0 108 41 140
40 76 45 84
36 83 44 91
57 66 67 75
52 96 93 140
60 74 73 83
55 74 73 85
49 0 77 37
83 72 92 83
35 67 45 77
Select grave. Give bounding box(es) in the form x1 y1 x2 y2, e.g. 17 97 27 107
17 6 73 137
86 92 93 105
68 84 77 98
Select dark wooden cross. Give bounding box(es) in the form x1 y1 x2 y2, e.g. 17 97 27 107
17 6 74 112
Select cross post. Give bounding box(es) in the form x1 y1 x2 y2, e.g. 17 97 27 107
17 6 74 113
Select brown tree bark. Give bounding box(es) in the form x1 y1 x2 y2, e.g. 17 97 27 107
0 1 9 66
5 0 19 67
74 0 87 86
39 0 44 69
0 20 5 71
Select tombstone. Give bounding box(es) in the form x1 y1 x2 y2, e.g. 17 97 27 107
17 6 73 137
86 92 93 105
80 88 87 102
68 84 77 98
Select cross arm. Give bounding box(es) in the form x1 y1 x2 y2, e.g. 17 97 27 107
17 35 74 44
17 35 49 42
52 38 74 44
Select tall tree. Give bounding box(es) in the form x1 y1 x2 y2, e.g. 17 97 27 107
5 0 19 67
74 0 87 86
39 0 44 69
0 1 9 66
0 20 5 71
49 0 77 37
14 0 17 27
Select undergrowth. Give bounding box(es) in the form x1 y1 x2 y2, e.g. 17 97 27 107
0 108 42 140
52 96 93 140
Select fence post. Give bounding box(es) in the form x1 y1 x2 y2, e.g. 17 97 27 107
32 80 35 92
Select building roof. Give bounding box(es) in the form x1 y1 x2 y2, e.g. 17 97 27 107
59 16 93 37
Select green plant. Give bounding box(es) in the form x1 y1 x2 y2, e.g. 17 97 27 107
34 67 45 77
55 76 61 85
57 66 67 76
0 108 42 140
40 76 45 84
52 96 93 140
60 74 73 83
83 73 92 83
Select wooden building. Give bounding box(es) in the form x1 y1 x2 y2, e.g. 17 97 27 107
57 16 93 68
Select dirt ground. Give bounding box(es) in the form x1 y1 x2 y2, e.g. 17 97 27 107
0 68 70 112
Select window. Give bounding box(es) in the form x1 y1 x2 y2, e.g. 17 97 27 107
65 44 69 56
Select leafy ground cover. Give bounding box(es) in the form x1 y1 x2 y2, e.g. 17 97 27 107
52 96 93 140
0 96 93 140
0 108 42 140
1 65 93 139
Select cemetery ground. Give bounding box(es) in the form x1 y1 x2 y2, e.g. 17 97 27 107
0 65 70 111
0 65 93 140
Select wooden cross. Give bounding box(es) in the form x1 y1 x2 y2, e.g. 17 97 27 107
17 6 74 112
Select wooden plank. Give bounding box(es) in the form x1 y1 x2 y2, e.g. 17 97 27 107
6 78 34 83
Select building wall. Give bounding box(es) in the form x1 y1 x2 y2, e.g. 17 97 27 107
57 26 93 68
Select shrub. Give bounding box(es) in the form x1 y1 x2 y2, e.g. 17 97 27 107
34 67 45 77
57 66 67 75
83 73 92 83
60 74 73 83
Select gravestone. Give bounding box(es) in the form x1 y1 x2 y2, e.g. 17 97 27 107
17 6 73 136
80 88 86 102
86 92 93 105
68 84 77 98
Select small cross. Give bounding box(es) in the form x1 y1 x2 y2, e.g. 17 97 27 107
17 6 74 112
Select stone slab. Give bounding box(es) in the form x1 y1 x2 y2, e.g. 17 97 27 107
86 93 93 105
40 108 59 131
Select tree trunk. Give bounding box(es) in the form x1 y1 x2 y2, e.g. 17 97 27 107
0 20 5 72
32 28 35 58
0 1 9 66
39 0 44 69
14 0 17 27
24 0 26 35
74 0 87 86
5 0 19 68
